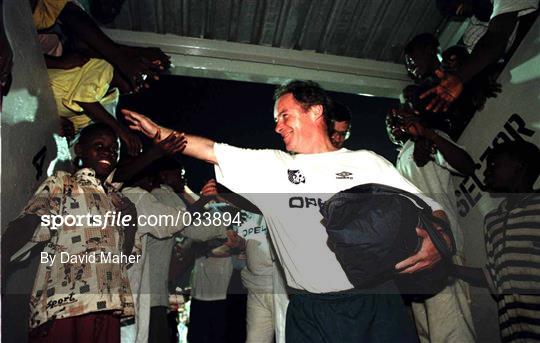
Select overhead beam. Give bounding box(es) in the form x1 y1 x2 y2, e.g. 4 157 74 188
104 29 411 98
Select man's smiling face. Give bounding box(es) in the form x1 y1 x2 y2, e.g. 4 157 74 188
274 93 317 153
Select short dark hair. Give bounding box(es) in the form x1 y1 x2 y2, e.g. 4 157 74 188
78 123 117 145
330 101 352 122
488 140 540 184
404 33 440 55
273 80 334 128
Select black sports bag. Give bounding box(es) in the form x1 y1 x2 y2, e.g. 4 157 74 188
320 183 456 296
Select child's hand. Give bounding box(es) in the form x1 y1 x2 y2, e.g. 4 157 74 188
111 193 138 256
224 230 245 250
118 129 143 156
59 117 75 140
404 119 425 137
413 137 435 167
157 131 186 155
113 52 156 92
136 47 171 70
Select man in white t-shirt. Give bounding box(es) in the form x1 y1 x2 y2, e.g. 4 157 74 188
122 80 452 342
387 107 477 342
425 0 539 112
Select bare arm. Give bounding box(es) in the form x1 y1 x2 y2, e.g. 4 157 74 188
406 121 476 176
58 3 163 91
44 53 89 70
122 109 218 164
425 130 476 176
456 12 519 84
452 265 489 288
420 12 520 112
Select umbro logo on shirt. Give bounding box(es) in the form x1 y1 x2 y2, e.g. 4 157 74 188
288 169 306 184
336 171 353 179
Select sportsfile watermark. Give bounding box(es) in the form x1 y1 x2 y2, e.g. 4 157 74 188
6 191 533 297
40 210 243 230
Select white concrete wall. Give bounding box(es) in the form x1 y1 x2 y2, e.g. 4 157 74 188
1 0 60 229
454 19 540 343
1 0 61 341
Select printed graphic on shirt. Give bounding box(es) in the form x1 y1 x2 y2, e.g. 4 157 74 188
335 171 353 180
287 169 306 184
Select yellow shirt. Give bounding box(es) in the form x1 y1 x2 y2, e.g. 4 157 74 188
48 58 120 132
33 0 68 30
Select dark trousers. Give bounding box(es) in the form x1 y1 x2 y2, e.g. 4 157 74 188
149 306 170 343
188 299 227 343
286 292 418 343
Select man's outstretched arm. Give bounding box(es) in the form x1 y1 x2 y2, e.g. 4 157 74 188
122 109 218 164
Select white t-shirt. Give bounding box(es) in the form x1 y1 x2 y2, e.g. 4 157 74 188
462 0 538 53
191 256 233 301
214 144 443 293
237 212 274 292
396 131 465 255
121 186 186 343
190 202 233 301
463 16 489 53
491 0 538 19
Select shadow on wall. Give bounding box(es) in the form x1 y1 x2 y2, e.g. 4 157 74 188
1 0 63 342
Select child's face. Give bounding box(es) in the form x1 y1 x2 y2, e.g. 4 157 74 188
405 48 438 82
76 130 120 179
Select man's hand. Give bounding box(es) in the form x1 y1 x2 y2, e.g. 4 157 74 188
395 228 442 274
396 210 452 274
122 109 164 139
420 69 463 113
123 108 217 164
